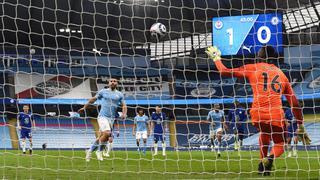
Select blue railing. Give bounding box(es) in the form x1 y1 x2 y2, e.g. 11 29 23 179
16 92 320 105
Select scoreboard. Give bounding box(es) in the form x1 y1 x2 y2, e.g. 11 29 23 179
212 13 283 56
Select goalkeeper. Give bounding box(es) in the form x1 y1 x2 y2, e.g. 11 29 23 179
206 45 310 176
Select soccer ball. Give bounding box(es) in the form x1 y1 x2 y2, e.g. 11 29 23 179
150 23 167 37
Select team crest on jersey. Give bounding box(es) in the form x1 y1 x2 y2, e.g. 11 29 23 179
24 118 29 124
215 20 223 29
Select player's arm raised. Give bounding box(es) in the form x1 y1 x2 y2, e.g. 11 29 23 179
206 46 247 78
78 96 97 113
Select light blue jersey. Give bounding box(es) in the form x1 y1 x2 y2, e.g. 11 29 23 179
134 115 149 132
95 88 125 118
207 110 224 131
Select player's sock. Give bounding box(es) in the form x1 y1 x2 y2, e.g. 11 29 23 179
259 133 270 159
98 141 105 152
239 140 243 147
106 142 112 156
21 141 26 153
234 136 239 150
162 142 166 156
96 142 105 161
136 141 140 151
153 143 158 155
234 141 238 150
292 144 297 156
287 144 292 151
29 142 33 155
143 142 146 154
88 141 99 152
270 142 285 158
287 144 292 157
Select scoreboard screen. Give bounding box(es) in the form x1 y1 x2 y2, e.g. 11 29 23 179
212 13 283 56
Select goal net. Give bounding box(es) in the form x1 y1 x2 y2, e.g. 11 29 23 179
0 0 320 179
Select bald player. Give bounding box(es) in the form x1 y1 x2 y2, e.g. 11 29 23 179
80 78 127 161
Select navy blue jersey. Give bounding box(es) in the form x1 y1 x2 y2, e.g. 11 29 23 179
151 112 166 133
228 108 247 130
227 110 235 126
285 108 297 135
18 112 33 130
235 108 247 122
285 108 295 123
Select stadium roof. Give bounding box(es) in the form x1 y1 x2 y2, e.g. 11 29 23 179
0 0 319 50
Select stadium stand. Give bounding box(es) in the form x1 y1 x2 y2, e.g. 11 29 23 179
0 116 12 149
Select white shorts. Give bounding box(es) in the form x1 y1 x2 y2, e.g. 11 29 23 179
97 116 114 132
210 128 223 138
136 131 148 140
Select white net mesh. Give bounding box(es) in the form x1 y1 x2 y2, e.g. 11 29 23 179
0 0 320 179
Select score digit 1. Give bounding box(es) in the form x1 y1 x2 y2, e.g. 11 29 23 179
227 28 233 46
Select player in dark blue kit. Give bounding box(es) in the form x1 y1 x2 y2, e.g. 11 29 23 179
17 105 35 155
285 108 298 157
151 106 167 156
228 101 247 151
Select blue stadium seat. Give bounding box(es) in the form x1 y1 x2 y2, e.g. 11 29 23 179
0 117 13 149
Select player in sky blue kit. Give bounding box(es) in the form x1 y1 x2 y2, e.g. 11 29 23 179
151 106 167 156
85 112 120 160
285 107 298 157
207 104 226 157
17 105 36 155
228 101 247 151
80 78 127 161
132 108 149 155
103 111 121 157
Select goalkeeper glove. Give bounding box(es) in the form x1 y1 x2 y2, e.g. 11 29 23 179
205 46 221 61
297 124 311 145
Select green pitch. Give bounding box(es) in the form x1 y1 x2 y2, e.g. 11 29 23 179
0 150 319 179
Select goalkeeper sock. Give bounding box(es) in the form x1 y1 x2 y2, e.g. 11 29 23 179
154 143 158 155
162 143 166 155
21 141 26 152
292 144 297 152
89 141 99 152
98 141 106 152
293 144 297 151
107 142 113 154
270 142 285 158
259 133 271 159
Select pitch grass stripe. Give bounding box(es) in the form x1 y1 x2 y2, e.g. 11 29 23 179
0 150 319 179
